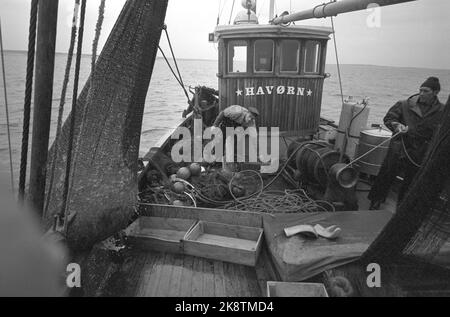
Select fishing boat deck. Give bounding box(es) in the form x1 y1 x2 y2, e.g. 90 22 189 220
73 243 278 297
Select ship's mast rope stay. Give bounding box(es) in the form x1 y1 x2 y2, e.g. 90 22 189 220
61 0 87 232
0 18 14 193
158 25 191 104
45 0 80 220
18 0 39 202
64 0 106 234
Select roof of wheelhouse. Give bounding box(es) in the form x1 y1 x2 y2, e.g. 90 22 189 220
214 24 333 40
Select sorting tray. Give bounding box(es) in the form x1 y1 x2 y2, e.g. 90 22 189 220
183 221 264 267
266 281 329 297
127 216 197 254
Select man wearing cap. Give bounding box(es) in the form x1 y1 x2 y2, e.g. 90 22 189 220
212 105 260 171
369 77 445 210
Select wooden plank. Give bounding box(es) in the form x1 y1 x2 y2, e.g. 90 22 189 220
154 253 175 297
143 252 165 297
195 234 256 251
140 204 263 228
183 237 259 267
167 253 184 297
267 282 328 297
213 261 227 297
202 259 216 297
223 262 238 296
203 222 263 241
244 265 262 297
191 257 204 297
135 253 157 296
179 255 194 297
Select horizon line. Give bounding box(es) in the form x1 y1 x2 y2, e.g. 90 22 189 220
3 49 450 71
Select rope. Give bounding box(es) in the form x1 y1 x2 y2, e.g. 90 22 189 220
87 0 106 162
18 0 38 202
61 0 87 229
229 0 236 24
330 16 347 162
160 26 191 103
0 18 14 193
401 137 421 168
91 0 105 75
44 0 80 217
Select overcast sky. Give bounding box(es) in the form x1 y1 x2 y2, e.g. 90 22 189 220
0 0 449 69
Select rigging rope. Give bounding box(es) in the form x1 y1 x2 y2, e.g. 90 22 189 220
45 0 80 218
91 0 105 75
61 0 87 231
0 18 14 193
158 25 191 103
330 16 347 162
18 0 38 202
87 0 106 162
229 0 236 24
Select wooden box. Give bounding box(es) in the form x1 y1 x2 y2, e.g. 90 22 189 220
183 221 263 267
267 282 329 297
127 217 197 254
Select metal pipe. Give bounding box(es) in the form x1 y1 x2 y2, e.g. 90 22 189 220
29 0 59 217
272 0 416 24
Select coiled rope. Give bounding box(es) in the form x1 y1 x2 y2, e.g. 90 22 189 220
0 17 14 193
18 0 39 202
45 0 80 217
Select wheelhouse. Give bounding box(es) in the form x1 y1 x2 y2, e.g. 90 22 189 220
214 25 332 136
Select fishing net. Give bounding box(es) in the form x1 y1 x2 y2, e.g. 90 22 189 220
363 95 450 268
43 0 169 250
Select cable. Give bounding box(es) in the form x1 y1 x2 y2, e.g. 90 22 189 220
44 0 80 216
0 17 14 193
229 0 236 25
19 0 38 202
61 0 87 231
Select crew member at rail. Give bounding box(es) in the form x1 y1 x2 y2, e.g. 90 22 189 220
369 77 445 209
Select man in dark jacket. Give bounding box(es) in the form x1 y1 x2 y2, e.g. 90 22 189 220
369 77 445 209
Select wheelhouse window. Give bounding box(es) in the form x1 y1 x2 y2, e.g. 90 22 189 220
280 40 300 73
254 40 274 73
228 40 248 73
304 40 321 74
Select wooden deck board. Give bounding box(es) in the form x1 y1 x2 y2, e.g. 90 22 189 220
167 253 184 297
155 253 176 297
202 259 216 297
143 252 165 297
213 261 227 297
191 256 204 297
179 255 194 297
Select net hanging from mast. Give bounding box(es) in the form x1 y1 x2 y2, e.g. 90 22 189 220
43 0 169 250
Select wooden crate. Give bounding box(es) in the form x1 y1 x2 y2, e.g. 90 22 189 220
267 282 329 297
127 217 197 254
183 221 264 267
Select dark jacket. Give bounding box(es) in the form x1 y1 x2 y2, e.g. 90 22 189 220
384 94 445 163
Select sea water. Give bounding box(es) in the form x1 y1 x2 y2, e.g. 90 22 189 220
1 50 450 184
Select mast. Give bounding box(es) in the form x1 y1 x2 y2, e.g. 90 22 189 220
272 0 416 24
269 0 275 20
29 0 59 217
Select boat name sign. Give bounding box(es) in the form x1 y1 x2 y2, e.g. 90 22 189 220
236 86 314 97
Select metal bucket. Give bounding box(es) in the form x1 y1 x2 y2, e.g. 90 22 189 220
355 129 392 176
